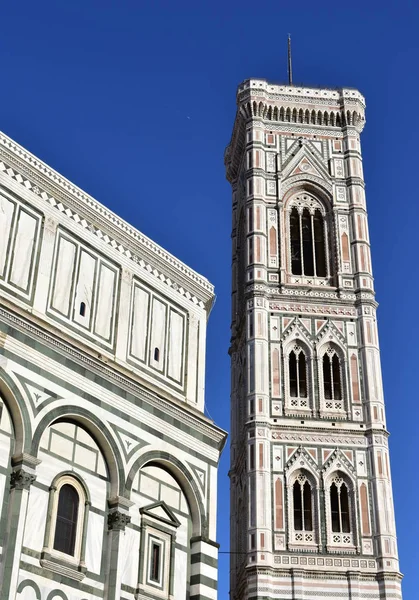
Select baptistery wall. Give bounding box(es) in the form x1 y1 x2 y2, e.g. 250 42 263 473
0 132 226 600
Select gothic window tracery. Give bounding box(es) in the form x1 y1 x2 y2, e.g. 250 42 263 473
321 346 344 412
288 471 317 547
288 345 309 410
289 203 327 278
327 472 354 547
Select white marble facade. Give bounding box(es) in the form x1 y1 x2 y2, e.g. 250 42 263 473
0 131 226 600
226 80 403 599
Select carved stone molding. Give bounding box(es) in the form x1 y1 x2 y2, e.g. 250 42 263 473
10 468 36 490
107 509 131 531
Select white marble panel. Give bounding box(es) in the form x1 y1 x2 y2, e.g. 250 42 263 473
149 298 166 372
173 548 187 598
49 431 73 461
51 236 76 316
85 511 104 574
167 309 184 383
94 263 116 340
131 285 150 362
120 526 140 588
23 485 48 550
73 249 96 326
74 444 97 472
0 194 15 277
9 209 37 290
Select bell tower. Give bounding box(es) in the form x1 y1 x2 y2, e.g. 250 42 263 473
225 79 402 600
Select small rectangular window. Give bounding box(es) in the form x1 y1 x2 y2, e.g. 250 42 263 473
149 541 161 583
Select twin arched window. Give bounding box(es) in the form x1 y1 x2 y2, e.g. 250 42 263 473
293 474 312 532
290 206 327 278
287 344 344 413
329 473 353 546
290 470 354 548
289 347 307 400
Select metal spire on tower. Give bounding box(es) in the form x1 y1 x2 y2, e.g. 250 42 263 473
288 34 293 85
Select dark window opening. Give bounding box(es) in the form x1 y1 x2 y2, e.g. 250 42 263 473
154 347 160 362
79 302 86 317
332 354 342 400
331 482 340 532
289 350 307 398
298 352 307 397
313 210 327 276
290 208 302 275
289 351 298 397
150 542 161 583
290 205 328 278
293 478 313 532
330 477 351 533
302 209 314 275
53 484 79 556
323 354 332 400
303 481 313 531
323 352 342 401
293 480 302 530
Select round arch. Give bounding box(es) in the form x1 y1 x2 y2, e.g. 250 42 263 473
126 450 207 538
0 369 31 456
31 407 124 498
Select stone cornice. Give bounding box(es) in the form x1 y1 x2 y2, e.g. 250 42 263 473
0 305 227 453
0 132 214 314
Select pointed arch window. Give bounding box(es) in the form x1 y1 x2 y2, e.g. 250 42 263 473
293 476 313 531
289 472 316 547
322 347 343 411
328 473 354 547
289 206 327 278
289 347 307 401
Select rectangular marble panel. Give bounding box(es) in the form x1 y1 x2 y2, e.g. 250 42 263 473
51 235 77 316
94 262 116 340
130 285 150 362
149 298 167 372
73 249 97 327
167 309 184 383
0 194 15 278
9 208 38 291
85 511 104 575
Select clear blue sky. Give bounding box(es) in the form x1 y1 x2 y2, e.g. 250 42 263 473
1 1 417 597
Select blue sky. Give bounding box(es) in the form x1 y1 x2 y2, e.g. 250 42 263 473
1 1 418 597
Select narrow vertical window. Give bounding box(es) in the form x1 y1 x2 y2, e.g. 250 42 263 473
289 348 307 400
293 475 313 533
298 352 307 397
154 347 160 362
330 482 340 532
290 208 302 275
303 481 313 531
53 484 79 556
332 354 342 400
301 209 314 275
314 210 327 276
330 475 351 534
323 349 342 404
293 480 303 530
150 541 161 583
289 351 298 397
323 354 332 400
79 302 86 317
